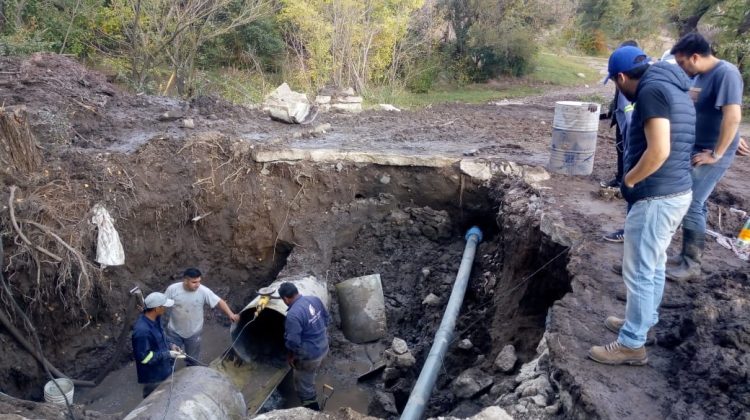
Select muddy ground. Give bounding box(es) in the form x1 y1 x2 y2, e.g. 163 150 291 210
0 53 748 419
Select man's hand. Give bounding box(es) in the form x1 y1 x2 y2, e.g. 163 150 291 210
169 349 186 359
692 149 719 166
229 313 239 323
286 352 296 368
737 137 749 156
623 172 635 188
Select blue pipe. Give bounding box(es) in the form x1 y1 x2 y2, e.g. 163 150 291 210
400 227 483 420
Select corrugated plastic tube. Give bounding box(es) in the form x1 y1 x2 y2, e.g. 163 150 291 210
400 226 483 420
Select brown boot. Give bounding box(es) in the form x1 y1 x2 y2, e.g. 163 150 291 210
666 229 704 282
589 341 648 365
604 316 656 346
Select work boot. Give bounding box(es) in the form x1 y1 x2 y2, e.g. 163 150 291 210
604 316 656 346
666 229 704 282
666 252 683 267
588 341 648 366
302 400 321 411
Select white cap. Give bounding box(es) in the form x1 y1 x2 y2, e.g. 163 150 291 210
144 292 174 309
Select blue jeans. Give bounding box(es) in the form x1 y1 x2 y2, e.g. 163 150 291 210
619 191 691 348
681 153 736 235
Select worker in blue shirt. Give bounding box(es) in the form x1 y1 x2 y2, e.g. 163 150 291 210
131 292 183 398
279 282 330 411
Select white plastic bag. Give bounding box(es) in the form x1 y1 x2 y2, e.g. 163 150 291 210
90 203 124 266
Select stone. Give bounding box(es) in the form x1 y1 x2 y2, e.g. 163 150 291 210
459 159 492 181
515 357 541 383
335 162 343 172
517 375 552 398
393 352 416 368
331 102 362 113
458 339 473 350
182 118 194 128
514 403 528 414
391 338 409 355
422 293 441 306
493 344 517 373
577 72 586 78
158 110 183 121
379 104 401 112
379 174 391 184
315 95 332 104
451 368 494 399
263 83 312 124
465 406 513 420
342 87 356 96
311 123 331 135
382 367 400 382
530 394 548 407
546 402 561 415
374 391 398 415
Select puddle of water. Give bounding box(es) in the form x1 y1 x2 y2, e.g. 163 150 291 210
76 321 234 414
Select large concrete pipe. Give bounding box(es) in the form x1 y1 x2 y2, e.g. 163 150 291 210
123 366 246 420
400 227 483 420
231 274 330 364
336 274 387 343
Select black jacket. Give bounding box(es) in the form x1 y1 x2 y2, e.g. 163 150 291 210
132 314 173 384
621 62 695 203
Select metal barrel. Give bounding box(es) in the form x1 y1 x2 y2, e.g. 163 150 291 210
336 274 387 344
548 101 600 176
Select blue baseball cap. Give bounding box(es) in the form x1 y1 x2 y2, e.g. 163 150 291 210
604 46 649 84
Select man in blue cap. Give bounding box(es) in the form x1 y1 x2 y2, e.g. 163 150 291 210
589 46 695 365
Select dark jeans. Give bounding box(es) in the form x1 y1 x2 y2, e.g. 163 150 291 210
615 124 624 183
292 350 327 403
166 328 202 367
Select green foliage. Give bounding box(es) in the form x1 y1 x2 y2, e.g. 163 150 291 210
576 0 668 47
438 0 541 82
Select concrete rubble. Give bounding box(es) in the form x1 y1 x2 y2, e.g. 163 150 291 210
316 87 363 113
263 83 315 124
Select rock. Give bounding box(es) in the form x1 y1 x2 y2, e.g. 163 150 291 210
545 402 561 415
422 293 441 306
577 72 586 78
379 104 401 112
451 368 494 399
493 344 517 373
382 367 401 382
331 102 362 113
464 406 513 420
335 162 343 172
514 403 528 414
515 357 541 383
530 394 548 407
342 87 356 96
458 339 473 350
263 83 312 124
374 391 398 415
391 338 409 355
158 110 183 121
459 159 492 181
517 375 552 398
315 95 332 104
311 123 331 135
379 174 391 184
182 118 194 128
475 354 486 365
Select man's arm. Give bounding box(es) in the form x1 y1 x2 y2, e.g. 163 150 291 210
284 315 303 357
216 299 239 322
693 104 742 165
624 118 671 188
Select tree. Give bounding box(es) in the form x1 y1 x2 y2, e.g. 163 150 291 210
111 0 272 94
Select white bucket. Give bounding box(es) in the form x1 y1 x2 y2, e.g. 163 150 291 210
44 378 74 405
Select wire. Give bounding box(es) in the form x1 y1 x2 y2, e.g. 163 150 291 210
218 314 258 363
161 356 178 420
0 235 77 420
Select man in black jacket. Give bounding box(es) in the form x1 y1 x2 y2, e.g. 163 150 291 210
589 46 695 365
132 292 182 398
